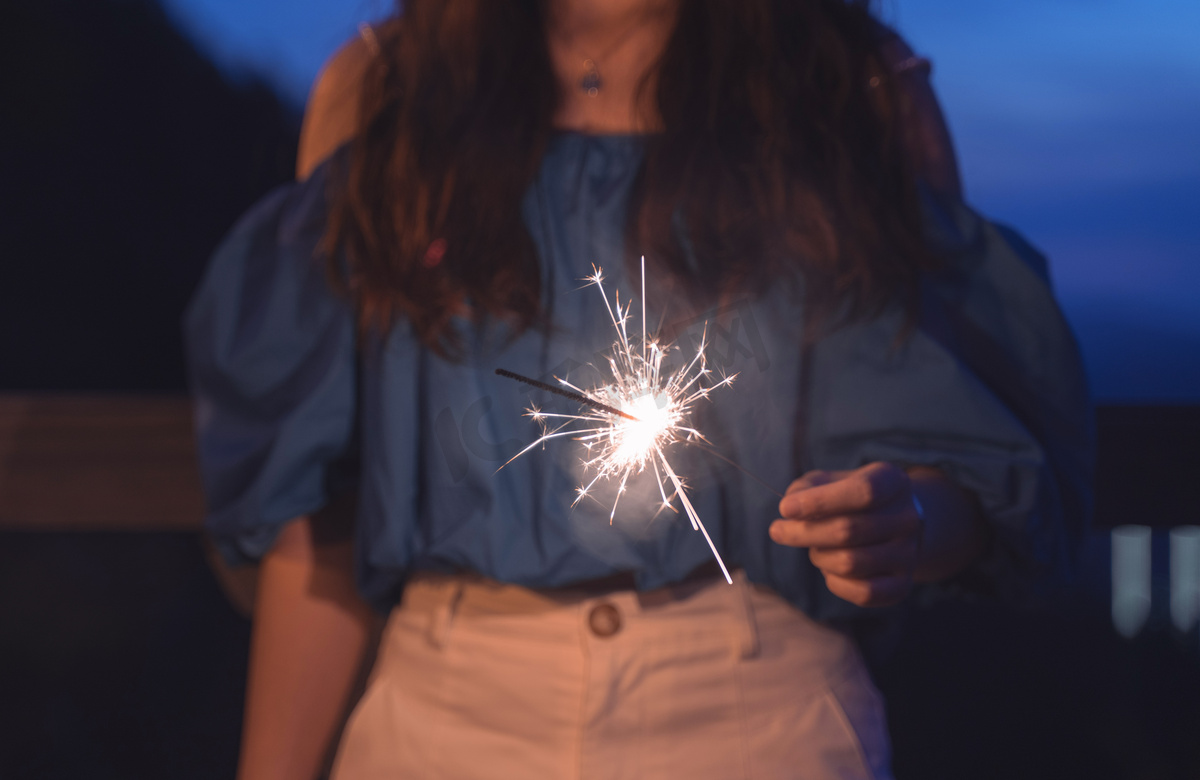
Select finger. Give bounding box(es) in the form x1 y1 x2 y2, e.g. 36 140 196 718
823 572 913 608
783 469 843 496
769 510 921 549
778 462 908 519
808 538 919 579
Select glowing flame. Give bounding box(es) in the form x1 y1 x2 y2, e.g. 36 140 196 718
613 392 673 464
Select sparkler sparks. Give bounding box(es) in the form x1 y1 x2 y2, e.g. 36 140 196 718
497 259 737 584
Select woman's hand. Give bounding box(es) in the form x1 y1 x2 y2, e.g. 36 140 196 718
769 462 924 608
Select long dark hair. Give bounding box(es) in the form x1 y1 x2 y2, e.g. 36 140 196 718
326 0 938 355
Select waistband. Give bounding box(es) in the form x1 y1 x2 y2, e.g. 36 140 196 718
390 567 861 678
403 561 732 617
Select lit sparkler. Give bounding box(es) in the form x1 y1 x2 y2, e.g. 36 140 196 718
497 258 737 583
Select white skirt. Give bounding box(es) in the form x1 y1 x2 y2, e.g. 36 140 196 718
331 570 892 780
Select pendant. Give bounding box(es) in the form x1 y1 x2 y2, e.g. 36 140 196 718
581 59 602 97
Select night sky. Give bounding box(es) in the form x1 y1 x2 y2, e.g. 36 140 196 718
159 0 1200 403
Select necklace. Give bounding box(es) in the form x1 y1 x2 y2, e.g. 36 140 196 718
561 14 651 97
581 59 603 97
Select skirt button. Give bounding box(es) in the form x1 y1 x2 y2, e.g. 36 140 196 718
588 602 622 638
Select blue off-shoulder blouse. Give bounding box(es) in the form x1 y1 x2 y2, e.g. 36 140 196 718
185 133 1093 618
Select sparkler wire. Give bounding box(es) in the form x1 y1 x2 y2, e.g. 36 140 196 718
494 368 638 421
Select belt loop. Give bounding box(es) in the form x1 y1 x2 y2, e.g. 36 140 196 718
427 577 465 650
729 571 761 660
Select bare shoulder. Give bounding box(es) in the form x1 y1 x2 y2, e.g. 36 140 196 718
296 29 378 180
873 27 963 198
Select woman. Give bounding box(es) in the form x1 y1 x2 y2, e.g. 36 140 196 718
186 1 1092 778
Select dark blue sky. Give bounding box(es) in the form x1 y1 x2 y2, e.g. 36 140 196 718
162 0 1200 402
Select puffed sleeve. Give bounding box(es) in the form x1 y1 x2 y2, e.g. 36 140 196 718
805 188 1094 601
184 163 358 566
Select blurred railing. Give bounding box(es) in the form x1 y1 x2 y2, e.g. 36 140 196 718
0 395 204 530
1093 406 1200 638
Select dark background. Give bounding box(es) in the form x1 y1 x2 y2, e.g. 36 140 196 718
2 1 1198 778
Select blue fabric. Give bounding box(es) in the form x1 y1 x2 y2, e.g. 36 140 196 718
185 133 1092 616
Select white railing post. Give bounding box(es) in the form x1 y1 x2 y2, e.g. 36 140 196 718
1170 526 1200 635
1112 525 1152 639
